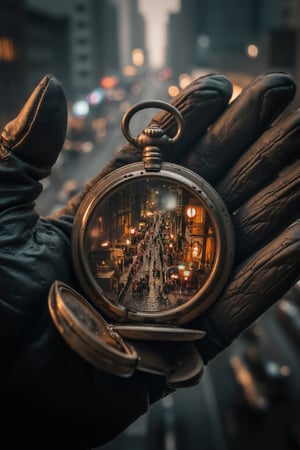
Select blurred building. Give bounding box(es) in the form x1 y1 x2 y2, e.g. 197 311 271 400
167 0 299 81
0 0 26 124
26 0 145 97
0 0 146 124
25 0 119 98
25 8 70 95
112 0 146 70
269 0 299 73
93 1 119 80
167 0 206 75
0 0 70 124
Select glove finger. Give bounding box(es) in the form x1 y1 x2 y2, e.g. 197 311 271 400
233 159 300 262
60 73 233 217
217 109 300 212
193 220 300 363
0 75 67 237
182 72 296 185
149 73 232 160
1 74 67 168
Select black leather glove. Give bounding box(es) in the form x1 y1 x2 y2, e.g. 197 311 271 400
0 72 299 450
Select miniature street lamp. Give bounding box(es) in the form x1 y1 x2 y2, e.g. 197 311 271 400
186 206 196 219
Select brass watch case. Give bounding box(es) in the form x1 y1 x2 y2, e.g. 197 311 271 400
72 161 235 325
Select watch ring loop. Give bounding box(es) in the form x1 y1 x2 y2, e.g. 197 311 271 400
121 100 184 147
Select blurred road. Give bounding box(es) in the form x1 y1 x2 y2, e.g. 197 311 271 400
35 75 300 450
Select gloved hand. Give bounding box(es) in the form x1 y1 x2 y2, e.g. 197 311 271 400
0 72 299 450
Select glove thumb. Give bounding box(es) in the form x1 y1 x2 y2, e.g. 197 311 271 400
1 74 67 167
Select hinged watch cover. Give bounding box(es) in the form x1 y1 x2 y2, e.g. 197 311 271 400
48 280 138 377
48 280 205 388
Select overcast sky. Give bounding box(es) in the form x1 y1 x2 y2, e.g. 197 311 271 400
138 0 181 68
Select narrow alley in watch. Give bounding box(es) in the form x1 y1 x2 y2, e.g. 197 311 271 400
86 178 216 312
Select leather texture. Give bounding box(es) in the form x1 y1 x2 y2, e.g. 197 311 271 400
0 72 299 449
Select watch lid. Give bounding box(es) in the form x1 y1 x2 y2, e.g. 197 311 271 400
48 280 138 377
113 323 205 341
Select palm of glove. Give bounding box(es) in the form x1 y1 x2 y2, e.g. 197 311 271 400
0 73 299 448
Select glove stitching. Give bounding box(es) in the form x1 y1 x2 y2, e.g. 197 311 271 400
8 76 51 151
0 140 9 159
217 122 300 209
213 224 300 342
235 164 300 237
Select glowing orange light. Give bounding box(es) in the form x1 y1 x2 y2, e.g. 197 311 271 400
100 76 119 89
122 65 137 77
168 85 180 97
0 37 15 61
247 44 259 58
132 48 144 66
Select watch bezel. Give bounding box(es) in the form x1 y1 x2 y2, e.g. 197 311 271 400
72 161 235 324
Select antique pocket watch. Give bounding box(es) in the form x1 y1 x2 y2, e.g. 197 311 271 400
49 100 235 388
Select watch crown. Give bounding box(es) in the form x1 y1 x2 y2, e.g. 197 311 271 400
143 125 164 138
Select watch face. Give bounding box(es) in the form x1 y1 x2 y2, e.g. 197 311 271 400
72 162 234 324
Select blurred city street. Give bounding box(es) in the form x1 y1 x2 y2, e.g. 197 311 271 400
1 1 300 449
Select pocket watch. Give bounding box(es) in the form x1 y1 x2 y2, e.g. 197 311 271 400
48 100 235 388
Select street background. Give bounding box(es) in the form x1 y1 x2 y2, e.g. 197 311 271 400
1 1 300 449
